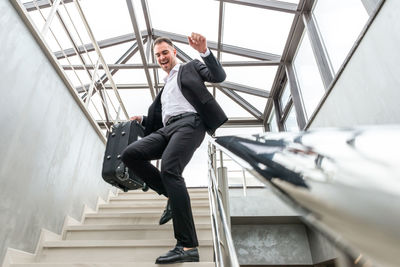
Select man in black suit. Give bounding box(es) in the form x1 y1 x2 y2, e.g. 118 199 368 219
121 33 227 264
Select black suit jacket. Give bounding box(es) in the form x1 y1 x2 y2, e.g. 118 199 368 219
142 51 228 136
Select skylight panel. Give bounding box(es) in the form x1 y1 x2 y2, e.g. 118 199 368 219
148 0 219 42
111 69 151 84
100 41 136 63
79 0 139 42
117 89 154 116
215 91 259 118
223 3 294 55
223 66 278 90
235 92 267 113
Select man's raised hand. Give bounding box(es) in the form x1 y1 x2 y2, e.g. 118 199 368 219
188 32 207 54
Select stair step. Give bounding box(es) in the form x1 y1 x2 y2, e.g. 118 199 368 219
109 198 209 204
37 240 213 263
64 224 212 240
84 212 211 225
98 203 210 213
119 188 208 194
114 193 209 200
11 263 215 267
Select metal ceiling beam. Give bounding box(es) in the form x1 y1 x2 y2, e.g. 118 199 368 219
141 0 153 37
220 81 269 98
24 0 73 12
262 0 315 128
54 31 147 59
126 0 156 99
79 82 265 93
62 60 280 70
139 0 160 94
63 63 159 70
218 0 298 14
222 60 280 67
361 0 381 15
218 87 263 119
221 118 263 128
217 0 225 61
215 0 225 97
302 12 334 89
154 29 280 61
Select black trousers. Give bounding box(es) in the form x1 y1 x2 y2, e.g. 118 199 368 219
121 114 206 247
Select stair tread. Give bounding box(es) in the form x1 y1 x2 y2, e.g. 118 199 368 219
11 262 215 266
43 239 213 248
99 202 210 208
85 211 210 217
118 188 208 194
65 224 211 231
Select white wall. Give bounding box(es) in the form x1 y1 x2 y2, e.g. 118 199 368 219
310 0 400 128
0 1 112 262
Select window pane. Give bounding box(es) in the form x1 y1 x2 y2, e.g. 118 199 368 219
313 0 369 72
269 110 278 132
285 105 299 132
280 81 291 109
293 32 325 119
149 0 219 42
224 3 294 54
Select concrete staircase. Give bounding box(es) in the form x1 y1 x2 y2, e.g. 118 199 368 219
3 188 215 267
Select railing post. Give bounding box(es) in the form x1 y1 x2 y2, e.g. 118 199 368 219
217 166 230 229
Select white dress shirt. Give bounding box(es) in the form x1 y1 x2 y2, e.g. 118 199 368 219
160 49 211 126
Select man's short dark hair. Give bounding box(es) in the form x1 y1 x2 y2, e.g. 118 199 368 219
153 37 174 49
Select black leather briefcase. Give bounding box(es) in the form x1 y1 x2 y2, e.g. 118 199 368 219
102 121 148 192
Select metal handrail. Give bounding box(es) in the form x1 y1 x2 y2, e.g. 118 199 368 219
211 126 400 267
207 143 240 267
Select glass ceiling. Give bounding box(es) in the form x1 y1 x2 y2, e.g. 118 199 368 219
19 0 301 133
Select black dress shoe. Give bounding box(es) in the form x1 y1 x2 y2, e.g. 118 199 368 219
159 199 172 225
155 246 199 264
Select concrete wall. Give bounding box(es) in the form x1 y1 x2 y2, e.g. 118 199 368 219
229 187 299 219
232 224 313 265
0 1 112 262
229 187 337 265
309 0 400 128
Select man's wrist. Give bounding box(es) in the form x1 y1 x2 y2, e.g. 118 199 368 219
199 48 210 57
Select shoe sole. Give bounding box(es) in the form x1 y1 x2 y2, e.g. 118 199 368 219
155 256 200 264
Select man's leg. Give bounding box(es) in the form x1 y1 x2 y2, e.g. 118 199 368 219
121 131 168 197
159 119 206 249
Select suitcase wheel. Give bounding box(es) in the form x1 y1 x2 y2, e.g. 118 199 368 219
142 183 149 192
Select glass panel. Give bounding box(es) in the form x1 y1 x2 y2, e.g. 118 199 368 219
220 52 259 62
112 69 149 84
293 32 325 119
236 92 266 114
80 0 137 41
224 66 278 91
280 81 291 109
100 42 135 63
117 89 154 116
224 3 294 54
214 91 256 118
313 0 369 72
149 0 219 42
269 109 278 132
284 105 299 132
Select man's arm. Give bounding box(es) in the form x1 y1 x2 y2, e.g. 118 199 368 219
188 33 226 83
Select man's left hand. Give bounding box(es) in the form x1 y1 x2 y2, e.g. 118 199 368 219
188 32 207 54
